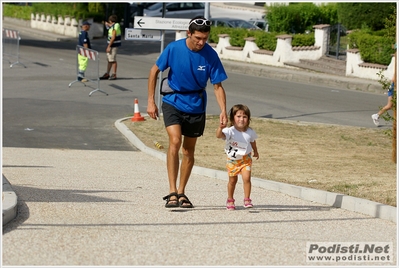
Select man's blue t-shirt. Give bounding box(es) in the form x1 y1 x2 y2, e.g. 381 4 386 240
78 30 91 49
156 38 228 114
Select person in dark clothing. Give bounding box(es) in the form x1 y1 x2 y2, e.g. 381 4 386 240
77 21 91 82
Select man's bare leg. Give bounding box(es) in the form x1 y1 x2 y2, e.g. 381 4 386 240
165 124 182 205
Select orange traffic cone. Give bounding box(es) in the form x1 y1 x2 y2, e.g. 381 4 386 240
131 98 145 122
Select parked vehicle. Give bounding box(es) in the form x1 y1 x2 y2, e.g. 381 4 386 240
210 17 261 30
137 2 207 19
130 3 156 17
247 18 269 32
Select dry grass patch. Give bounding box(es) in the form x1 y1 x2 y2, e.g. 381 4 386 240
124 115 396 207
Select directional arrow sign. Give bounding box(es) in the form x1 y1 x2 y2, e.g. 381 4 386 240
134 16 190 31
124 28 162 41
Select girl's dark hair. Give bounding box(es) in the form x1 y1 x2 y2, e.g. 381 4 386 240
228 104 251 128
188 16 211 34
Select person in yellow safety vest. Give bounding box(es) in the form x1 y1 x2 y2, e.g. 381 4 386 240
77 21 92 82
100 15 121 80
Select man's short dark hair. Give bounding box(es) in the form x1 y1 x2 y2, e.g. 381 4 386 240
109 15 118 23
188 16 211 34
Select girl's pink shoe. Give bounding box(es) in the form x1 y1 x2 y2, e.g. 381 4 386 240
244 198 253 208
226 198 235 210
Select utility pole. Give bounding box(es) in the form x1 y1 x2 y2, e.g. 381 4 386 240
204 2 210 19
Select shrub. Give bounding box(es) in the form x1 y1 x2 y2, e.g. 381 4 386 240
348 30 395 65
253 31 278 50
209 26 234 43
291 33 315 47
265 3 291 33
209 27 258 47
228 28 256 47
2 3 32 20
337 3 396 31
266 2 330 34
318 3 338 25
30 3 105 22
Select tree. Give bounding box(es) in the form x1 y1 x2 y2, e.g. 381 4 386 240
337 3 396 30
266 2 337 34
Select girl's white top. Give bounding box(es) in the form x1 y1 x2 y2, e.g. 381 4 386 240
222 126 258 160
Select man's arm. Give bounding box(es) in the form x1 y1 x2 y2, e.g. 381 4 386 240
106 28 116 53
213 82 227 126
83 35 89 48
147 64 161 120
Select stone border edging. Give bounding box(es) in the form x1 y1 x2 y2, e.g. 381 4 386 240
115 117 397 223
2 175 18 225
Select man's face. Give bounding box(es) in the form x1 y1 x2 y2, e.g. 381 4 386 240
82 25 90 31
187 30 209 52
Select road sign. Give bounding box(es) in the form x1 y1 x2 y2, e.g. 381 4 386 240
134 16 190 31
125 28 163 41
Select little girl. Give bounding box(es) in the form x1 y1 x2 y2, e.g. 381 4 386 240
216 104 259 210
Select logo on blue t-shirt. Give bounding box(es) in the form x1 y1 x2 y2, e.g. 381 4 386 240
197 65 206 71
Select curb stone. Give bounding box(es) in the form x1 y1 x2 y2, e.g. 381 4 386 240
2 175 18 225
115 117 397 223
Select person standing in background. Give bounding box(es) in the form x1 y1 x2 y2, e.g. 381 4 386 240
100 15 121 80
77 21 91 82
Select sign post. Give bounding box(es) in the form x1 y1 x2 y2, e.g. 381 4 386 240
124 28 163 41
133 16 190 31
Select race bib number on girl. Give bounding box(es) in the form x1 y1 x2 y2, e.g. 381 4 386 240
225 139 247 159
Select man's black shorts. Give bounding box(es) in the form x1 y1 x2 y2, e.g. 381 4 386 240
162 102 205 138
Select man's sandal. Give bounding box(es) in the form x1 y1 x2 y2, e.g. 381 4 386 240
163 192 179 208
177 193 194 208
226 198 235 210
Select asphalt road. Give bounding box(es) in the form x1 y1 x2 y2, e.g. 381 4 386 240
217 73 387 127
3 28 389 151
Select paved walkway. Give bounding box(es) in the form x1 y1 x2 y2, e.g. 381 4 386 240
2 146 396 266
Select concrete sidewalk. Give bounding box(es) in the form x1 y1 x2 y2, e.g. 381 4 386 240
2 146 396 266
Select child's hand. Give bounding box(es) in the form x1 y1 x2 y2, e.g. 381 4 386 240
216 124 226 139
253 151 259 160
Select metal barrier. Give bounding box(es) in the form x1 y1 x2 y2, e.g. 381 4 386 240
2 28 26 68
68 45 108 96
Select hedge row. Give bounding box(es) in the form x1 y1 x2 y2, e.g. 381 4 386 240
2 3 104 23
348 30 395 65
2 4 32 20
209 26 315 51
